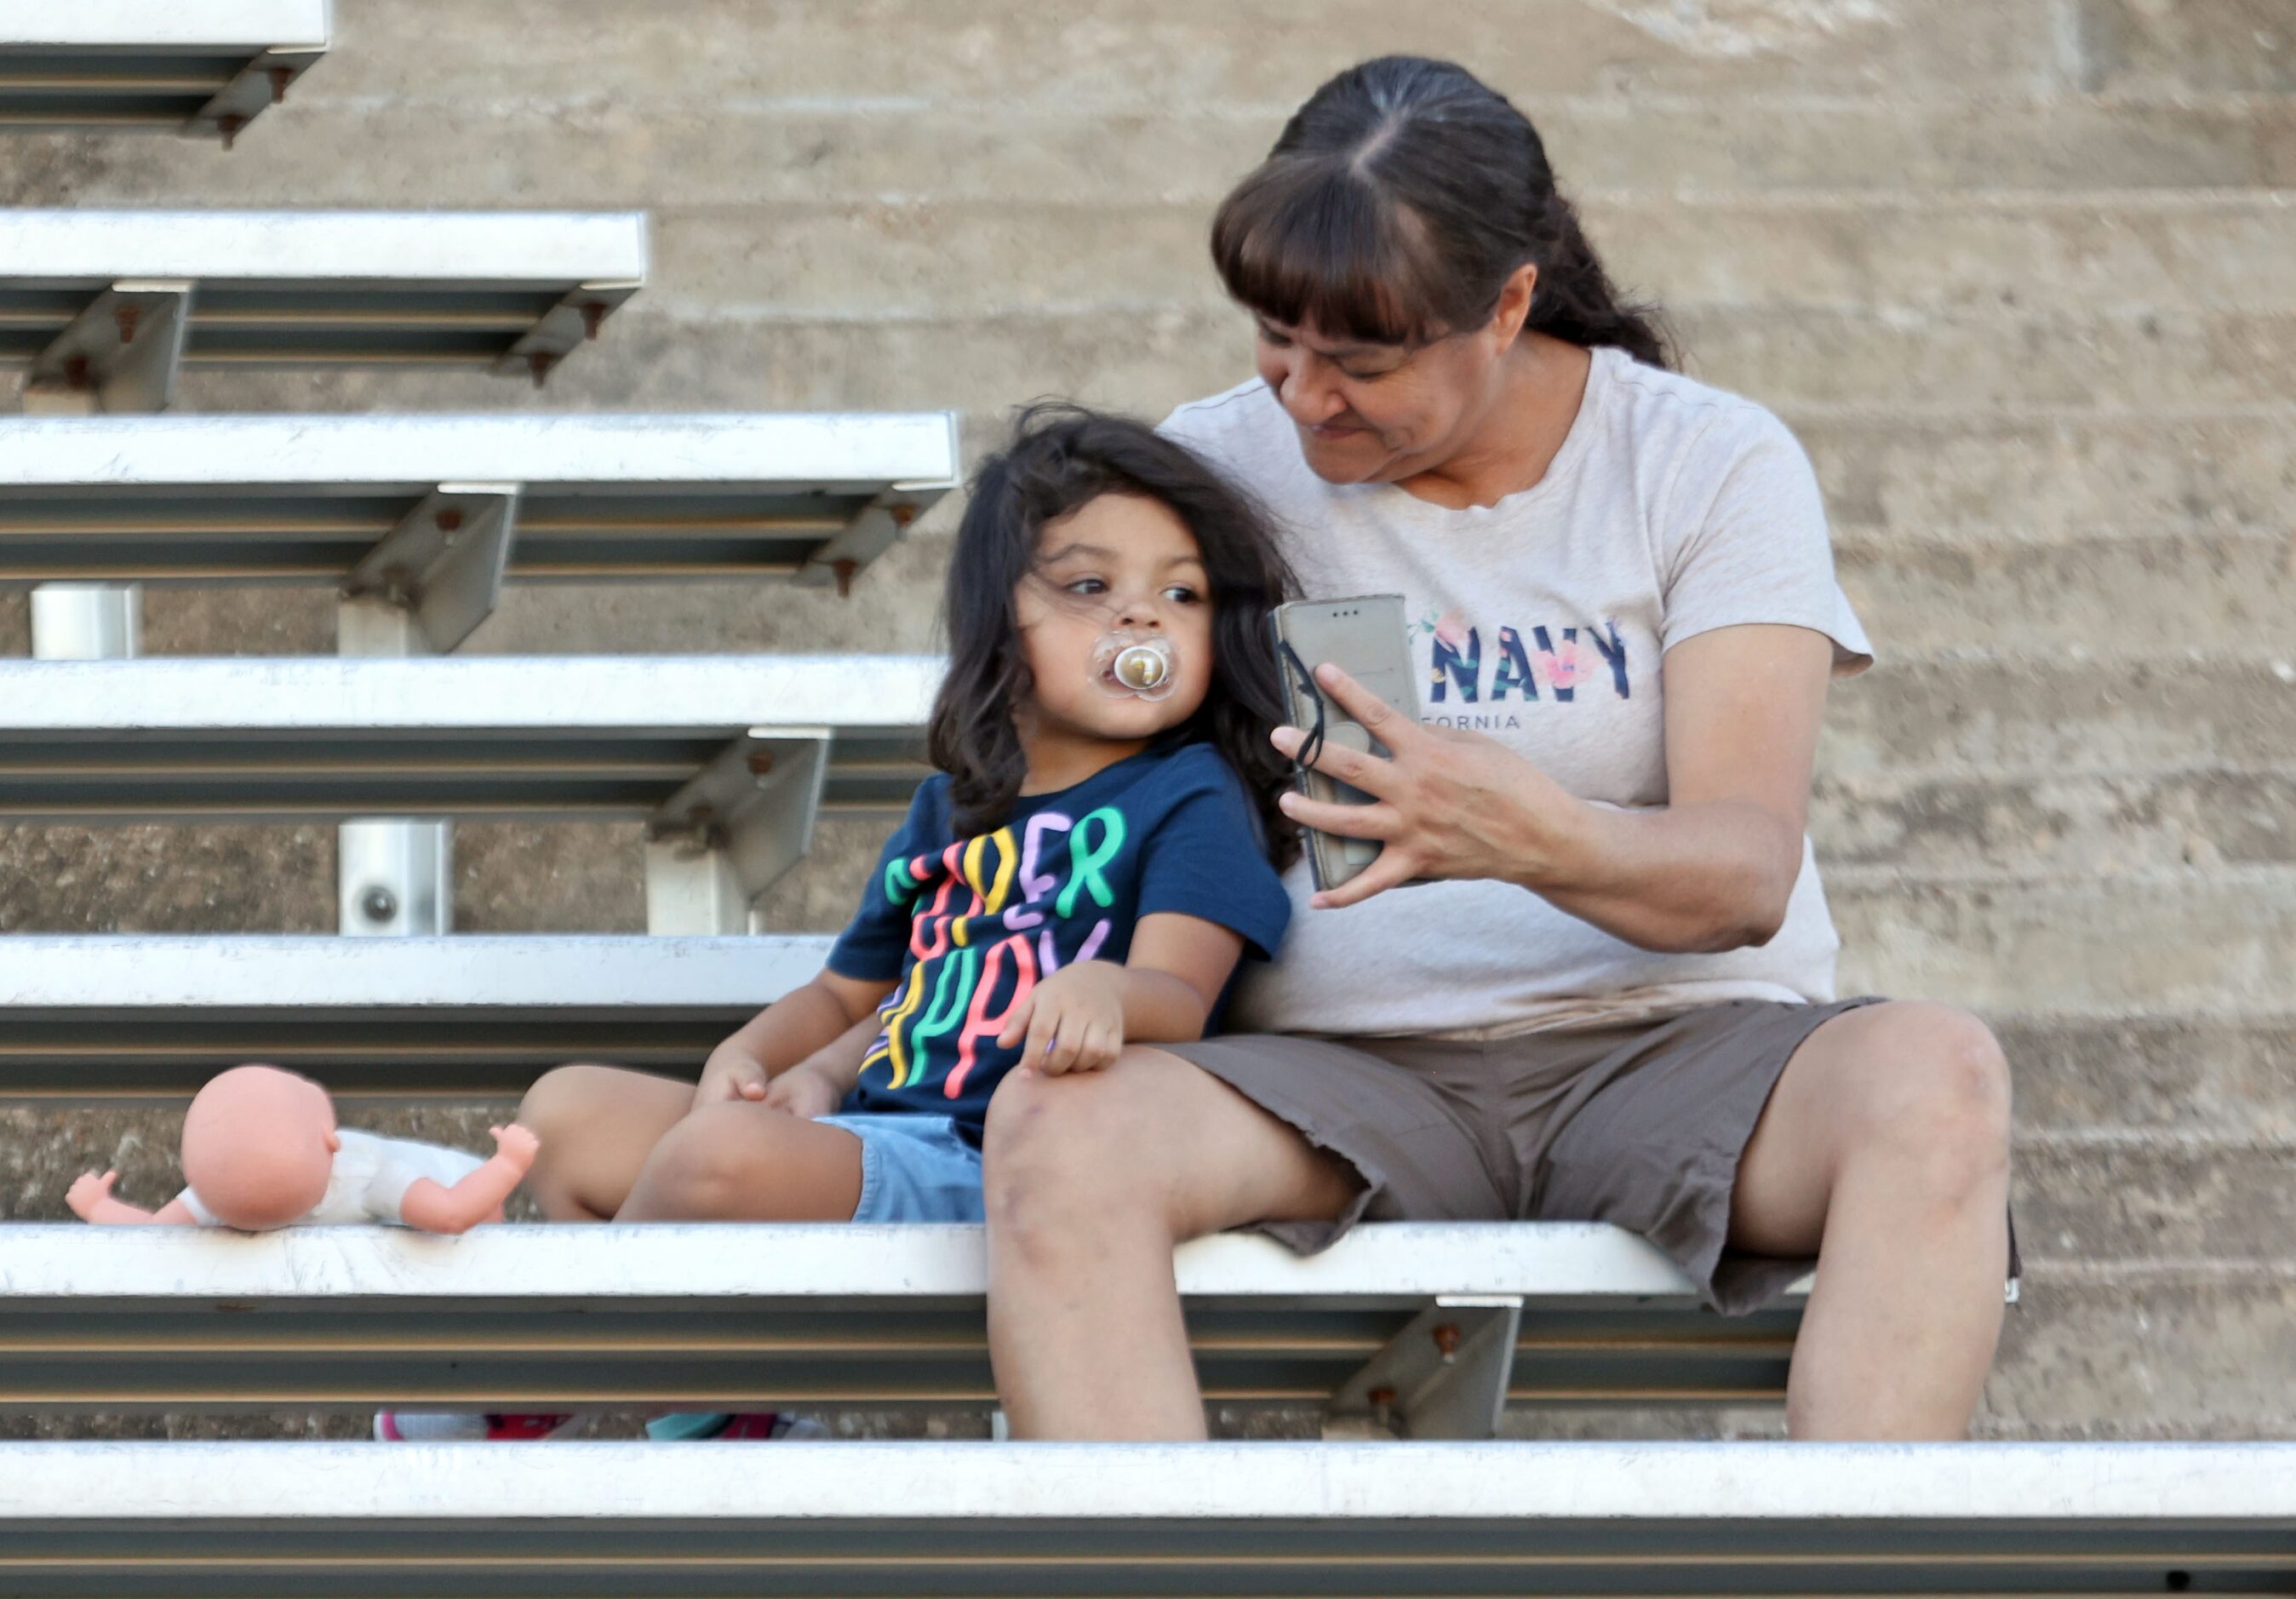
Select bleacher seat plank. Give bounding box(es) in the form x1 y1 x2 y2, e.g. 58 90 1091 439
0 0 326 139
0 1440 2288 1596
0 209 645 375
0 934 828 1095
0 412 959 587
0 653 942 816
0 1222 1801 1413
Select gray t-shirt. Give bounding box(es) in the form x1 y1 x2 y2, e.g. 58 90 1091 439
1162 346 1873 1038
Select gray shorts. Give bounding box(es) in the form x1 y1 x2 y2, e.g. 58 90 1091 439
1167 997 1884 1315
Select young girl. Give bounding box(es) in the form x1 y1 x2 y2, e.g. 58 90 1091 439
381 404 1300 1441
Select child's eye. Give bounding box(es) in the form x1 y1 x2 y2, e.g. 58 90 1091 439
1065 576 1108 596
1163 585 1204 605
1256 325 1292 348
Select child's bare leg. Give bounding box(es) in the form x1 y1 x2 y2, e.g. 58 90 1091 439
517 1065 693 1221
617 1102 865 1222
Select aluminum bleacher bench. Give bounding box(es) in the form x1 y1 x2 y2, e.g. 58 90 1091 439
0 0 327 143
0 407 959 931
0 1439 2288 1596
0 411 963 639
0 1222 1802 1429
0 933 827 1096
0 208 646 413
0 654 943 931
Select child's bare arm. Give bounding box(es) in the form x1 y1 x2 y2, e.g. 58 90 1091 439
998 912 1245 1075
759 1012 882 1120
396 1126 538 1235
696 971 896 1107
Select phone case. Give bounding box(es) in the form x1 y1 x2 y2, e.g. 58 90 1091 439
1269 594 1421 894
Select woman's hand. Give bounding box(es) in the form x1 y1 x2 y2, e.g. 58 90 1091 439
1273 662 1589 909
997 960 1129 1076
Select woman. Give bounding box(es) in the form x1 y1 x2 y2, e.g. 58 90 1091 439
982 55 2013 1442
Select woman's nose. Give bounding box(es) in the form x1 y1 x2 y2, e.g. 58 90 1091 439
1280 364 1345 427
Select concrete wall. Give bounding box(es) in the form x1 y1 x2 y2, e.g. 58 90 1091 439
3 0 2292 1440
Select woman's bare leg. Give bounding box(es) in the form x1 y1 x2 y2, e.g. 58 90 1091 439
516 1064 694 1221
982 1050 1360 1440
1729 1000 2013 1439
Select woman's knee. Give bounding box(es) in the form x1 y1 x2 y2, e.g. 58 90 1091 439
982 1052 1182 1252
1841 1001 2013 1196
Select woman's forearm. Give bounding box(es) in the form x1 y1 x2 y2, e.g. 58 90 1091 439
1519 794 1804 955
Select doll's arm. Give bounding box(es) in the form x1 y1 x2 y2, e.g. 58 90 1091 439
67 1172 201 1226
396 1125 538 1235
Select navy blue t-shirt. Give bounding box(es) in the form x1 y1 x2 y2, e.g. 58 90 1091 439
827 740 1291 1143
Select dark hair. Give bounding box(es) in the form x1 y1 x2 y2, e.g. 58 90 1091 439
1211 54 1671 369
928 402 1301 868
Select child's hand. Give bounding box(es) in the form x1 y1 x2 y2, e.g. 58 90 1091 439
762 1065 844 1121
66 1169 119 1222
696 1046 770 1106
998 961 1128 1076
489 1124 541 1173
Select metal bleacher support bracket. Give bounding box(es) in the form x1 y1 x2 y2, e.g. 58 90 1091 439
335 485 518 937
1324 1295 1525 1441
644 732 832 935
20 281 192 662
23 279 192 415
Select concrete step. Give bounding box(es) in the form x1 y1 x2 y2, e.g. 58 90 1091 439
1830 865 2296 1012
1984 1264 2296 1440
163 318 2296 537
2017 1132 2296 1265
31 96 2296 209
1836 524 2296 651
1995 1010 2296 1138
300 0 2087 107
1811 764 2296 875
1821 652 2296 774
1679 307 2296 408
614 197 2296 324
1 650 2287 932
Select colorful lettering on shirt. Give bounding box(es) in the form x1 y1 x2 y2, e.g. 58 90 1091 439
1418 610 1633 705
870 805 1128 1095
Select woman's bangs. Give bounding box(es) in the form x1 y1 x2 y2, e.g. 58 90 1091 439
1211 162 1445 348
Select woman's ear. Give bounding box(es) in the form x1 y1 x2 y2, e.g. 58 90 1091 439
1490 262 1539 350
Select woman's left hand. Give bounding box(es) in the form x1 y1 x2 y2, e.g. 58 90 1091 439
1273 662 1586 909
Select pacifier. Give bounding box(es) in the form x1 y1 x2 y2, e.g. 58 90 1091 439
1091 629 1177 702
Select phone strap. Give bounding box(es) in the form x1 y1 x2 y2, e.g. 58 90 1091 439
1277 640 1328 775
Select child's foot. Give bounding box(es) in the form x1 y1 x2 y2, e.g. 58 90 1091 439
644 1412 827 1441
373 1411 577 1442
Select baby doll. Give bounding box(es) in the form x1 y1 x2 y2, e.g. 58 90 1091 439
66 1063 538 1235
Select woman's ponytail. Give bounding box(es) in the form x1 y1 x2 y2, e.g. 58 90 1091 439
1527 191 1673 370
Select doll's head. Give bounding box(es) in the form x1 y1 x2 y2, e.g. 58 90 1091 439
180 1065 341 1229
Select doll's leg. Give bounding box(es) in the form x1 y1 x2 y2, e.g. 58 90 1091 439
616 1102 864 1222
516 1065 693 1221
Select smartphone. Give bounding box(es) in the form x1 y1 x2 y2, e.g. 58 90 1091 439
1269 594 1422 894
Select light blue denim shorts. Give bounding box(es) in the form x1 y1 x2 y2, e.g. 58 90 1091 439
814 1113 985 1224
